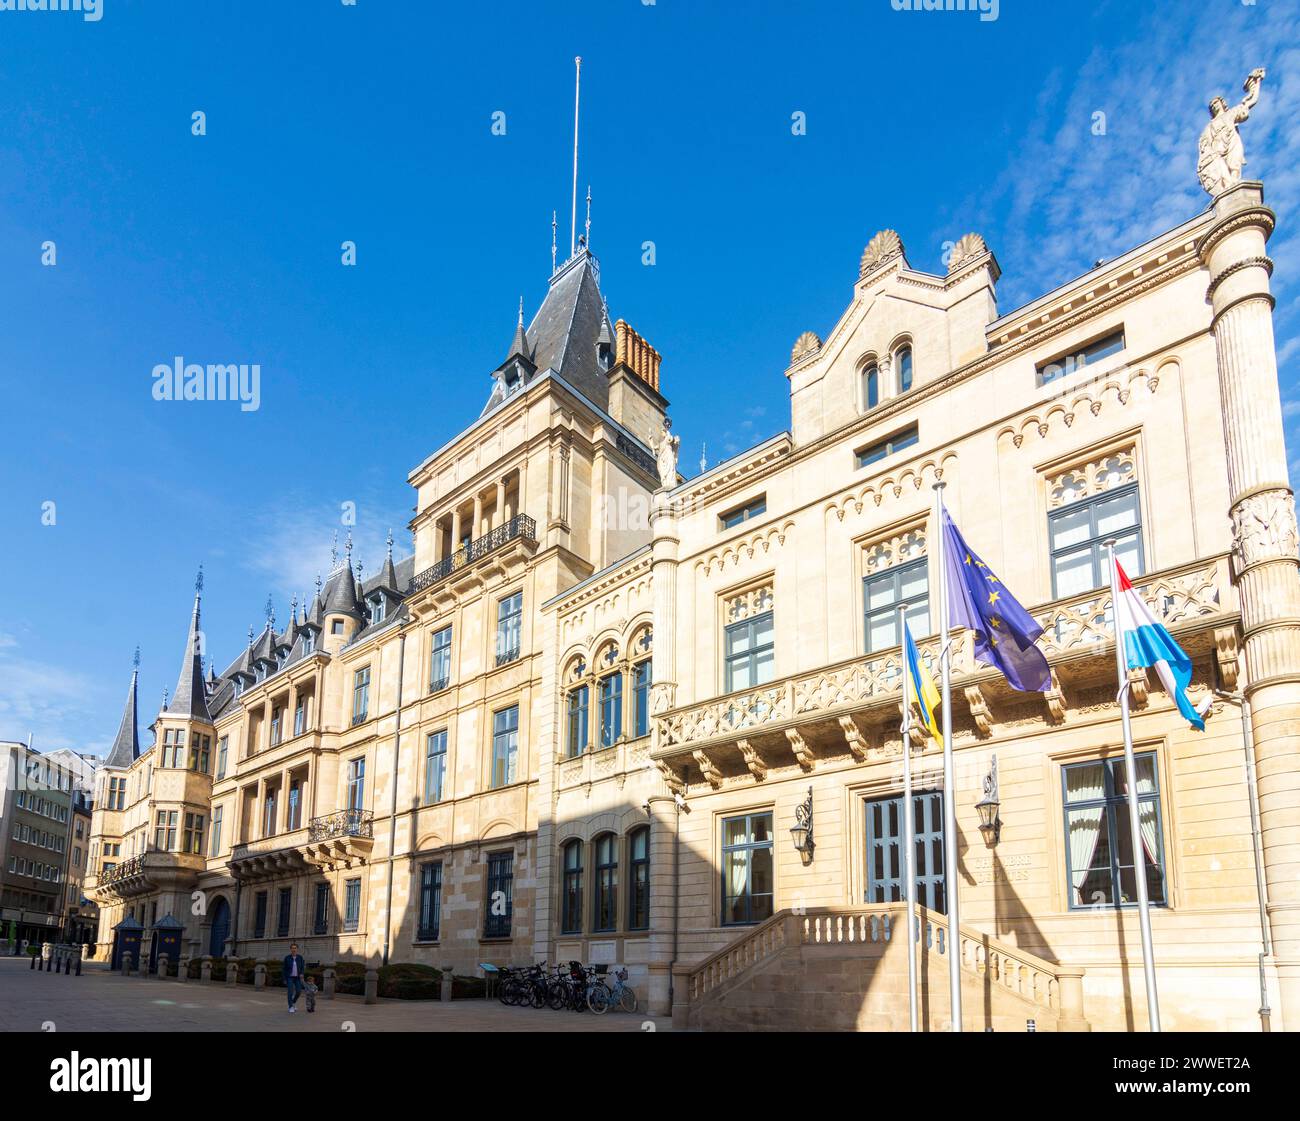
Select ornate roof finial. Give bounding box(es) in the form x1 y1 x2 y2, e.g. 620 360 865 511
386 529 394 560
264 594 275 629
247 624 255 648
517 297 524 328
551 210 557 274
345 530 354 566
289 594 298 622
700 442 707 474
161 686 169 711
315 572 323 597
195 564 204 596
132 645 141 671
585 184 592 249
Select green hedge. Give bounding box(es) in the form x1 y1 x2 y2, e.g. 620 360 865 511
189 958 461 1000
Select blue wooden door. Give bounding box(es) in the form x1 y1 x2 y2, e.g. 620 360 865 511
208 897 230 957
865 792 946 912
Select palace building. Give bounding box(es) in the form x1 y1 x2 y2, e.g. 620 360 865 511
87 82 1300 1031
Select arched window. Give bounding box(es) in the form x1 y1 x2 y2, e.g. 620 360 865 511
594 833 618 932
896 345 913 393
565 684 589 758
628 826 650 930
863 363 880 410
561 840 584 934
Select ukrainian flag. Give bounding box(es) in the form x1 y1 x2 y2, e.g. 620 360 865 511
903 621 941 743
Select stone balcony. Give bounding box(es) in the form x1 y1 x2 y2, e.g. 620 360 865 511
651 554 1237 791
556 736 652 792
228 810 375 882
87 848 205 902
408 514 538 610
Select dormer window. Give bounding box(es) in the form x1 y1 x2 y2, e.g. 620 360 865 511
233 677 243 697
304 631 316 655
370 595 386 625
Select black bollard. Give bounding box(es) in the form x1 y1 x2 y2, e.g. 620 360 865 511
64 954 71 975
30 952 35 970
75 953 82 977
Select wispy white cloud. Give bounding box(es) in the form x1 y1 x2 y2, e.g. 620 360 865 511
0 638 106 754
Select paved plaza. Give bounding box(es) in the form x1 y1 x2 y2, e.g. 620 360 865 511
0 958 671 1033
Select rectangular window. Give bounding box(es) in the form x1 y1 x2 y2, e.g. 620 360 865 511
210 806 224 857
593 834 618 933
270 708 282 746
424 731 447 804
632 660 652 738
724 611 775 693
1049 486 1143 598
253 891 268 939
561 842 583 934
1037 328 1125 387
864 557 930 652
304 630 316 655
183 813 204 854
496 592 523 666
154 810 177 851
429 626 452 692
287 780 302 831
370 595 386 625
418 861 443 941
599 673 623 748
346 758 366 811
491 706 519 789
484 851 513 938
343 878 361 933
865 791 946 912
332 620 344 635
721 813 774 925
855 425 919 469
277 887 292 938
189 734 210 773
719 495 767 530
566 685 589 757
352 666 371 725
313 883 330 935
294 698 306 737
1063 753 1165 909
216 736 228 780
263 788 277 836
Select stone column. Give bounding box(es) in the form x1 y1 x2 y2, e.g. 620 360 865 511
472 493 483 540
1200 180 1300 1029
649 490 680 725
495 477 506 527
449 509 461 554
644 795 679 1016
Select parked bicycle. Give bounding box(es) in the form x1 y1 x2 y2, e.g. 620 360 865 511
495 961 638 1014
587 966 637 1014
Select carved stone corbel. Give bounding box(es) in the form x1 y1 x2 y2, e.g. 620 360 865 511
1045 670 1068 726
1214 625 1240 691
1127 667 1150 710
963 685 993 739
655 759 686 797
737 739 767 781
836 715 870 762
693 749 723 790
785 728 815 771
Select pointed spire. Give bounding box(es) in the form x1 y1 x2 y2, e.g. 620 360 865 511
508 298 531 360
584 184 592 249
104 653 141 768
330 530 340 571
168 570 211 722
700 442 707 474
551 210 558 274
379 529 399 592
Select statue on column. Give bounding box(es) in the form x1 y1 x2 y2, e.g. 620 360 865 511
1198 68 1266 197
654 416 680 490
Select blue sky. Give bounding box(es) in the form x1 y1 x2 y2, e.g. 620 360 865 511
1 0 1297 755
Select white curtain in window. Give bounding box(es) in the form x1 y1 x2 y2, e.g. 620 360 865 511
1138 800 1159 865
727 852 748 914
1065 765 1106 904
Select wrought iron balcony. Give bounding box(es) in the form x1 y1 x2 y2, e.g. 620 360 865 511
99 854 146 886
411 514 537 594
308 809 373 842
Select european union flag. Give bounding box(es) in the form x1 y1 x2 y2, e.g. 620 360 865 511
942 506 1051 693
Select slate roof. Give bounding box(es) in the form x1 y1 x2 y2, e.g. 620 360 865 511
104 667 140 770
167 595 211 722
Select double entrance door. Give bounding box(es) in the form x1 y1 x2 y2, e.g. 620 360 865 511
864 791 946 912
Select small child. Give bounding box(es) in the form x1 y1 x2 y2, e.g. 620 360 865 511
303 975 318 1013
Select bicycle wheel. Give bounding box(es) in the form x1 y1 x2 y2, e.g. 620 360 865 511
619 985 638 1014
529 982 546 1009
546 980 566 1010
498 978 517 1006
586 983 611 1015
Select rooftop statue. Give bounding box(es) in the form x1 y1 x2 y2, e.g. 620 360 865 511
1198 68 1266 197
655 417 680 490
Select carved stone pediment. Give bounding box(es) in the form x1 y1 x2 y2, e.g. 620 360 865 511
859 229 904 277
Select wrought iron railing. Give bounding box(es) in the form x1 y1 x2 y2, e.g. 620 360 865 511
616 432 658 478
308 809 374 842
411 514 537 593
99 854 146 885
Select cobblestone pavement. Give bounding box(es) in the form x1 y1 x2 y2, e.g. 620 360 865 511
0 958 671 1033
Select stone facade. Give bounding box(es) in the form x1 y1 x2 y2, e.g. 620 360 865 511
86 128 1298 1030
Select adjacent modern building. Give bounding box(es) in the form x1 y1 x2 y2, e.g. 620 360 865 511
86 81 1300 1031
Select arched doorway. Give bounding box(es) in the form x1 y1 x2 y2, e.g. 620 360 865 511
208 897 231 958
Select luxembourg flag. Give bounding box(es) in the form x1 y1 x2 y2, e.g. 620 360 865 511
1114 559 1208 731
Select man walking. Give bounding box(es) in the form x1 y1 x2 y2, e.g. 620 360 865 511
283 943 306 1014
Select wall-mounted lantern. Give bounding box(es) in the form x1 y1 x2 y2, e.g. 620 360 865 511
790 786 814 861
976 754 1001 846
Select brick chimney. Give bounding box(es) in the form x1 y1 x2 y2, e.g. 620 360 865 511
615 319 661 392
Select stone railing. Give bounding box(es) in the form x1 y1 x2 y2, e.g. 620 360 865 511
556 736 652 790
684 910 793 1006
654 555 1234 754
308 809 373 842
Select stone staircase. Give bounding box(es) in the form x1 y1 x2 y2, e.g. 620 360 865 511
671 904 1089 1032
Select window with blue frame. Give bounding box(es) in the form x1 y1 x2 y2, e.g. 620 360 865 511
425 730 447 804
865 791 946 912
352 666 370 725
896 344 914 392
1063 754 1165 909
862 362 880 410
724 612 774 693
418 861 442 941
863 557 929 653
566 685 589 757
1049 486 1143 598
628 826 650 930
854 425 919 470
429 625 452 692
593 833 618 932
632 660 651 738
276 887 292 937
346 757 365 811
598 672 623 748
253 891 268 939
721 812 774 925
1036 328 1125 387
484 851 513 938
496 592 522 666
313 883 330 935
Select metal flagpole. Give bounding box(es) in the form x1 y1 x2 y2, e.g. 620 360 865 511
1105 539 1162 1032
570 56 582 257
899 607 919 1033
932 482 962 1032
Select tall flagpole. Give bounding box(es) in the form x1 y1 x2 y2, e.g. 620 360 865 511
1105 539 1162 1032
570 56 582 257
932 482 962 1032
899 608 919 1033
